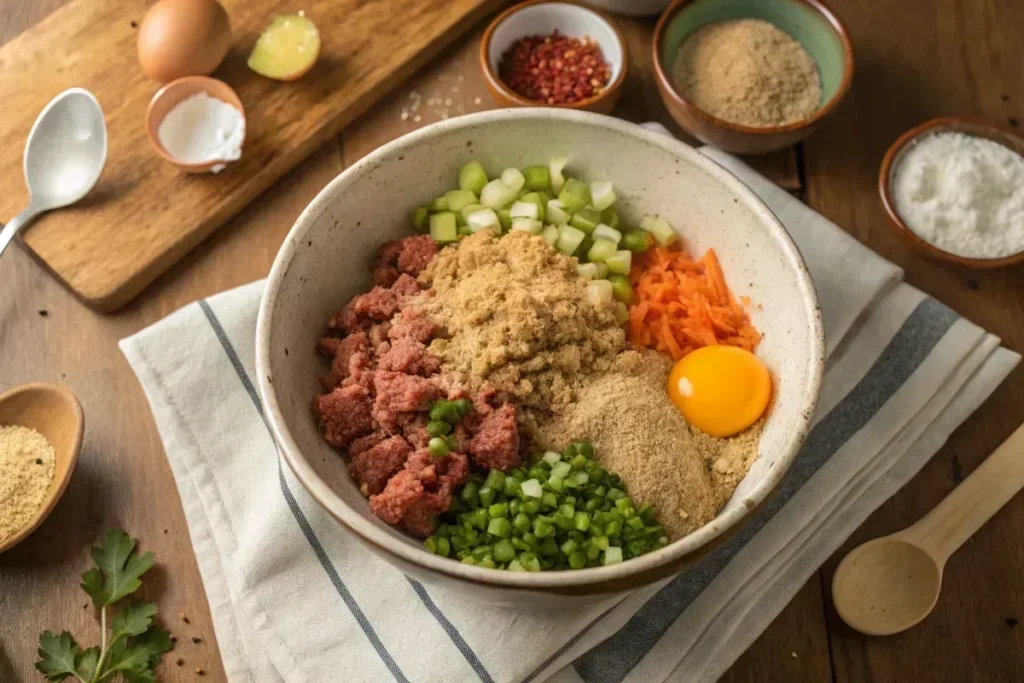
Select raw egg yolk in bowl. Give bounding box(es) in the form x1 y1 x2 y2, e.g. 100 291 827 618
667 345 771 437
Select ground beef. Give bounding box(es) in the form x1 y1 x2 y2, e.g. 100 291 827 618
468 403 521 471
329 332 370 382
331 287 401 332
388 307 438 344
372 236 437 287
370 470 423 524
368 322 392 352
349 435 412 495
437 451 470 484
348 430 389 458
400 478 455 537
378 338 441 376
373 266 401 288
391 273 422 298
316 337 342 358
313 384 374 449
397 412 431 449
372 371 442 433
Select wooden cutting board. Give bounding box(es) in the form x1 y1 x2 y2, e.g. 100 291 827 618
0 0 503 312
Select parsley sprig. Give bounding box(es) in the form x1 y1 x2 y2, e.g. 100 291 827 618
36 530 172 682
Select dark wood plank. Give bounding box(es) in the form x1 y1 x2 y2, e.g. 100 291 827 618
804 0 1024 681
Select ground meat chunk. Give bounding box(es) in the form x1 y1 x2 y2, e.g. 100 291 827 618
329 332 370 382
368 322 392 352
349 435 413 495
468 403 521 471
375 235 438 280
378 337 441 376
370 470 423 524
391 273 422 298
372 266 401 288
348 430 389 458
372 372 442 434
329 287 400 332
400 478 455 537
388 307 439 344
316 337 342 358
397 413 431 449
313 384 373 449
437 451 470 484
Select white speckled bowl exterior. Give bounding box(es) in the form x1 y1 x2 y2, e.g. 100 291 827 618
256 109 824 607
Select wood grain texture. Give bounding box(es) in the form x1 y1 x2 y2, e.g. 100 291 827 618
806 0 1024 680
0 0 504 312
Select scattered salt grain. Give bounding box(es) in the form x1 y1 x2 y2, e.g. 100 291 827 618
413 115 422 122
474 97 482 105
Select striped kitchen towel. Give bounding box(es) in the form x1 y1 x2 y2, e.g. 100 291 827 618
120 148 1019 683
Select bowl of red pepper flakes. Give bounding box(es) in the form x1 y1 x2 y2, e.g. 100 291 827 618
481 0 628 114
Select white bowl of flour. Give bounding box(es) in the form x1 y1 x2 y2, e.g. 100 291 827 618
881 118 1024 268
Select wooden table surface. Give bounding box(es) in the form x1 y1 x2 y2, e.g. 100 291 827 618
2 1 1023 681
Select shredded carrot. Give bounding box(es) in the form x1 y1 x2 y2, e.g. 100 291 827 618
628 245 761 358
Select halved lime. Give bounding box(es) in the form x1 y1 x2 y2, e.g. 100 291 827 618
247 14 320 81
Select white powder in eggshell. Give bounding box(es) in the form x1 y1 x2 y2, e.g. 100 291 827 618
892 132 1024 258
157 92 245 168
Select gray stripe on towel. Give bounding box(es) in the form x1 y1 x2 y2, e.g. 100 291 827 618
573 296 958 683
199 300 411 683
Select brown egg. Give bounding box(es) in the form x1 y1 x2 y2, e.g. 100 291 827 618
138 0 232 83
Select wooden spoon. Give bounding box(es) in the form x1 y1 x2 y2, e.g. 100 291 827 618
0 383 84 553
832 423 1024 635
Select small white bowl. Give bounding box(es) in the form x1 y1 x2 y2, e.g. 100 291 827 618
256 109 824 606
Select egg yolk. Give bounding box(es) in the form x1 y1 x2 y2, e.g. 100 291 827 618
667 346 771 437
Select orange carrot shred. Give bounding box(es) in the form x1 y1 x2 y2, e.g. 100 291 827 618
627 246 760 360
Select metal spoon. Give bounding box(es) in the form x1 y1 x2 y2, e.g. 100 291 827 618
0 88 107 258
832 422 1024 635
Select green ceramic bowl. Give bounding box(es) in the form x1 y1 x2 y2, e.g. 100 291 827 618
653 0 854 154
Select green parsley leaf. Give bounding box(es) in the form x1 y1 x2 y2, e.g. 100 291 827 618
75 647 101 681
110 601 158 641
80 530 154 607
35 631 83 682
104 627 173 678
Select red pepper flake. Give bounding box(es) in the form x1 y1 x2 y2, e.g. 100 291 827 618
498 30 611 105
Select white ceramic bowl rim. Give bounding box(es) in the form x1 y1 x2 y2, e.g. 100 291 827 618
256 108 824 589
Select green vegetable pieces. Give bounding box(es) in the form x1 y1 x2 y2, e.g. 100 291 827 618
36 530 171 683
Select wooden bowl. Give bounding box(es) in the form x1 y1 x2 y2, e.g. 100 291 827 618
652 0 854 155
0 383 84 553
145 75 246 174
480 0 628 114
879 118 1024 269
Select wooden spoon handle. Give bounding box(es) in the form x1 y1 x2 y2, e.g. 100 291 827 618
905 423 1024 562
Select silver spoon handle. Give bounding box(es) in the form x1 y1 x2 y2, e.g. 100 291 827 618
0 208 38 259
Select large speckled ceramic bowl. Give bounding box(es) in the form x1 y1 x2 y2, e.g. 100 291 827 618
256 109 824 606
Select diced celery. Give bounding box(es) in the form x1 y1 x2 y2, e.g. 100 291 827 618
429 195 449 212
445 189 478 212
523 165 551 190
575 235 593 259
590 181 616 211
507 559 527 572
569 207 601 234
603 546 623 565
459 161 488 194
558 178 591 212
586 280 613 307
511 218 543 235
614 301 629 325
429 212 458 243
640 215 657 232
593 224 622 244
622 228 651 252
510 201 539 220
549 158 568 194
522 479 543 498
480 179 518 208
556 225 586 257
458 224 473 236
412 206 429 233
541 225 560 246
518 192 546 222
596 262 609 278
608 274 633 304
587 239 618 263
537 191 552 204
546 200 572 225
601 207 619 230
606 250 633 275
501 167 526 193
576 262 599 280
650 216 678 247
467 208 500 233
496 207 512 232
542 451 562 465
460 203 485 223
